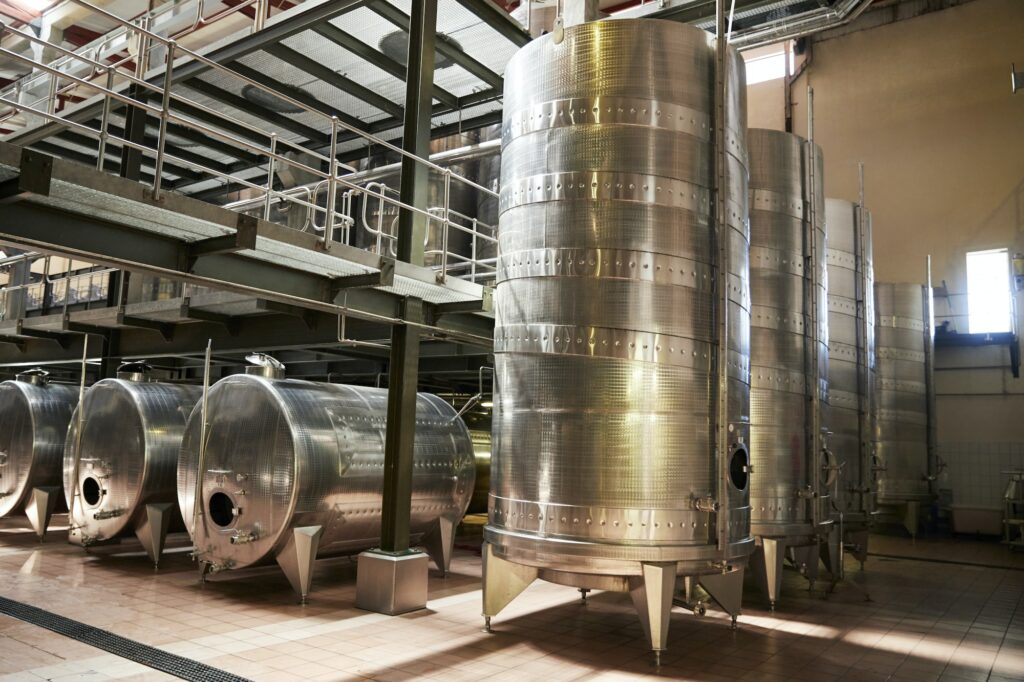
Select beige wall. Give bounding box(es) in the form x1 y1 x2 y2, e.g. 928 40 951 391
749 0 1024 290
745 0 1024 466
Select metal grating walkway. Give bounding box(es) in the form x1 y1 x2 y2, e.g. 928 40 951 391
0 595 252 682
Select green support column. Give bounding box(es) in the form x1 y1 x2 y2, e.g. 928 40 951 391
355 0 436 616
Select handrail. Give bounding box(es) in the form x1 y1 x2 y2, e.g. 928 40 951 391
0 0 500 286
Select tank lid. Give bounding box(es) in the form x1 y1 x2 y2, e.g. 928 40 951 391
116 361 154 382
244 353 285 379
15 367 50 385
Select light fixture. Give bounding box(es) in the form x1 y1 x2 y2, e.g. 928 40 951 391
480 400 493 409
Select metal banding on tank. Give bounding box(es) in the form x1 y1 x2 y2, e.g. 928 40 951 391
874 281 935 534
746 129 829 608
484 18 752 655
176 364 475 601
0 370 77 539
64 367 200 565
825 199 876 546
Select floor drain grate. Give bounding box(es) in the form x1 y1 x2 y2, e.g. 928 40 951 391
0 595 251 682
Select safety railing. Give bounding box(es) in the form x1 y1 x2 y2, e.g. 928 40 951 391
0 0 277 131
0 0 499 287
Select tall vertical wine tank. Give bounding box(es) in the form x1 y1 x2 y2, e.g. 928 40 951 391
874 281 935 535
746 129 829 608
825 198 875 562
483 18 752 655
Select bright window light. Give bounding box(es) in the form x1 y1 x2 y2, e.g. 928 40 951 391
966 248 1012 334
744 51 786 85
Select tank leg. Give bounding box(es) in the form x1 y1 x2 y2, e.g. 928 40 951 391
820 526 843 586
790 544 820 591
421 514 456 577
847 529 869 569
752 537 784 613
134 503 174 568
902 502 919 539
579 588 590 603
482 542 537 631
275 525 324 603
699 566 744 624
628 561 676 657
25 487 59 541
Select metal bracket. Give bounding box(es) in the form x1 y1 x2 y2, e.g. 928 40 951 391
0 150 53 204
14 321 72 349
0 336 27 352
179 299 240 336
256 299 317 330
430 287 494 316
185 215 259 270
330 257 396 294
116 312 174 341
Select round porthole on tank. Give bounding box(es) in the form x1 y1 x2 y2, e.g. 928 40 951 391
208 492 238 527
729 445 749 491
81 477 103 506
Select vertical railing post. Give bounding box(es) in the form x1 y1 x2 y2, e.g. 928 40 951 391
152 40 176 200
96 67 116 171
264 133 278 221
324 116 339 249
805 86 823 532
253 0 269 32
439 169 451 282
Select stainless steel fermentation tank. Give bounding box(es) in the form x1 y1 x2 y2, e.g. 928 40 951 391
64 369 200 565
824 198 875 564
0 370 77 538
177 365 475 601
874 281 935 536
485 19 752 656
746 129 830 609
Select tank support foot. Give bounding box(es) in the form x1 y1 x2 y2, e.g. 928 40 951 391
820 526 843 582
579 588 590 603
482 542 537 627
846 529 869 568
629 561 676 654
25 487 59 541
901 502 919 538
483 616 492 633
731 615 738 630
791 544 820 590
275 525 323 602
654 650 662 667
753 537 784 611
699 566 744 623
134 503 174 567
421 515 457 576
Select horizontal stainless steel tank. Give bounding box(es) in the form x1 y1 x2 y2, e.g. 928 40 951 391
825 198 875 562
177 364 475 600
484 18 752 656
64 366 200 565
468 429 491 515
0 369 77 538
746 129 828 607
874 281 934 534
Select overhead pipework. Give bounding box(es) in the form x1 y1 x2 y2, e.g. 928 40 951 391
177 359 476 603
483 15 753 661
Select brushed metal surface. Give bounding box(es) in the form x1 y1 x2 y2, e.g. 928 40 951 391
0 377 77 518
468 429 491 515
64 378 200 543
177 375 475 571
747 129 826 540
488 18 752 576
875 282 931 502
825 199 875 522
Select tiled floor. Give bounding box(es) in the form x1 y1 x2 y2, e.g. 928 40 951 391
0 516 1022 681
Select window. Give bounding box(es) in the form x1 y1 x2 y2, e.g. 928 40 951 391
744 51 787 85
966 248 1012 334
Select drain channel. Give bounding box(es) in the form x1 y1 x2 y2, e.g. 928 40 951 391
0 596 251 682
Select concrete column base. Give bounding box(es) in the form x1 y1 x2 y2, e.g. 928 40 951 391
355 549 428 615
